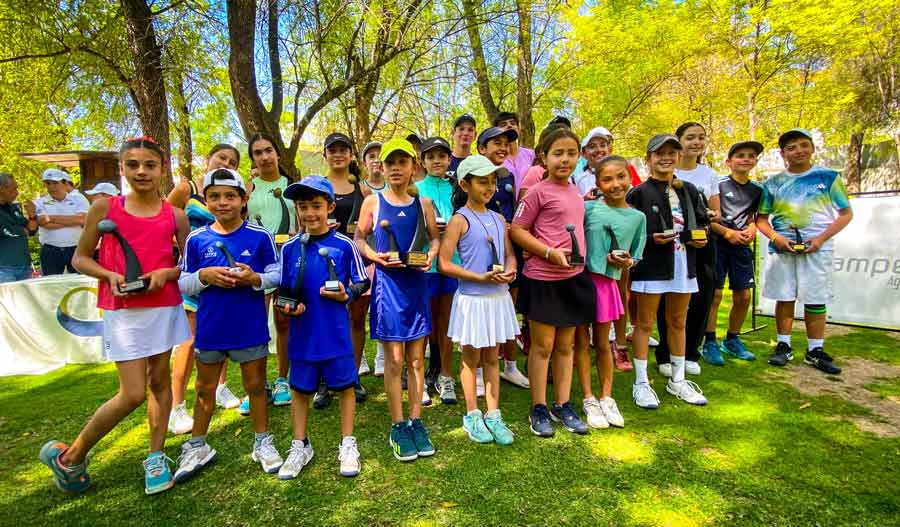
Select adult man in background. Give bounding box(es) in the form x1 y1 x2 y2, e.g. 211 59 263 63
0 172 38 283
33 169 89 275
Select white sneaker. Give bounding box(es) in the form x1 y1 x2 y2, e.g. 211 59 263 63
424 342 430 359
658 363 672 378
625 325 659 346
609 326 616 343
582 397 609 429
338 436 360 477
599 397 625 428
632 382 660 409
277 439 313 479
251 434 284 474
422 383 432 407
168 401 193 435
685 360 701 375
174 440 217 482
436 374 457 404
374 342 385 377
216 384 241 409
500 363 530 388
626 325 635 341
649 335 660 347
476 368 485 398
358 358 370 376
666 379 707 406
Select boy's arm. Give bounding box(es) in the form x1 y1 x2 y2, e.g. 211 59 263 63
438 214 488 282
807 208 853 253
756 214 795 253
254 233 282 290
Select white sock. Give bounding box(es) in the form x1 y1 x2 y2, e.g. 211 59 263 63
777 334 791 346
808 338 824 351
633 359 648 385
671 355 686 383
504 360 517 372
376 341 384 360
476 367 484 379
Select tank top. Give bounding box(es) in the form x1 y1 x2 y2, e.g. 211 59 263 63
332 181 364 237
456 207 508 296
373 192 420 254
361 178 387 195
97 196 181 310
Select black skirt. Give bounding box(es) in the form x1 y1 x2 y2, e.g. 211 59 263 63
517 270 596 327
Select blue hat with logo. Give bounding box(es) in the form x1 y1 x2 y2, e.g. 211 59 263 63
284 175 334 201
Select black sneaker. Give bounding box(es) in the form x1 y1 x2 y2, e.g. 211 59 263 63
313 383 332 409
550 402 589 435
804 347 842 375
354 382 368 403
767 342 794 366
529 404 555 437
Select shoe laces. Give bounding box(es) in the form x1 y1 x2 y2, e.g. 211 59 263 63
600 398 620 414
256 435 279 459
583 398 602 412
635 383 660 405
144 453 173 475
675 379 704 397
441 376 455 394
534 404 552 422
339 439 358 461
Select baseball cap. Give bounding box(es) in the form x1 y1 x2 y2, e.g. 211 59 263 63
492 111 518 127
284 175 335 201
420 137 452 156
727 140 765 158
549 115 572 128
42 168 72 182
380 138 418 162
453 114 476 129
477 126 518 148
324 132 354 151
581 126 613 148
405 133 423 145
362 141 382 159
202 168 247 193
85 182 120 196
646 134 682 153
778 128 813 149
456 155 508 180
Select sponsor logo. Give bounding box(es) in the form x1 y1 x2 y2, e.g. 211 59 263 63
57 286 103 337
398 211 407 217
241 249 251 256
204 246 217 258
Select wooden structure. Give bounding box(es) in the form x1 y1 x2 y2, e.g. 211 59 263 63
18 151 119 192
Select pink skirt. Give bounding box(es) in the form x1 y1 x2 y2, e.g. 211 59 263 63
591 272 624 323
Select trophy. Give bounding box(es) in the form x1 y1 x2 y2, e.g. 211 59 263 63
565 224 585 266
97 219 148 293
486 235 504 273
214 241 243 273
403 198 430 267
651 205 676 237
683 189 707 242
345 192 362 234
790 225 808 252
504 183 514 194
274 233 308 310
379 219 401 263
604 224 628 259
319 247 342 292
327 217 338 228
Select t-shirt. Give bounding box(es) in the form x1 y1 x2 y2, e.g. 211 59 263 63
182 222 278 350
504 146 536 195
0 202 30 268
512 178 585 281
416 175 460 272
247 176 296 237
584 201 646 280
448 155 468 182
759 165 850 253
675 165 719 200
33 192 89 247
280 230 367 361
718 176 762 231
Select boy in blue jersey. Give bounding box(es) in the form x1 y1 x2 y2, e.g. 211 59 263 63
756 129 853 375
174 168 284 481
277 176 369 478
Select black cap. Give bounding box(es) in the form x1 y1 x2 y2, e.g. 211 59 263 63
777 128 813 149
491 111 518 127
646 134 682 153
548 115 572 128
727 141 764 158
453 114 477 129
324 132 354 151
405 133 423 146
477 126 519 147
420 136 452 156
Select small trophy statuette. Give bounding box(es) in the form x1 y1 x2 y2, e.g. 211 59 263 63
565 223 585 266
319 247 342 292
97 219 148 293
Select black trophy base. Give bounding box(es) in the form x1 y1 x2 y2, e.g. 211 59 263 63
567 255 585 266
228 267 242 274
404 251 429 267
118 279 148 294
274 293 301 311
324 280 341 292
488 264 505 273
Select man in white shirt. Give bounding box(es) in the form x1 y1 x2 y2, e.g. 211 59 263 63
33 169 89 275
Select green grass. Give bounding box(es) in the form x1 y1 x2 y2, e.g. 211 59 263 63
2 297 900 527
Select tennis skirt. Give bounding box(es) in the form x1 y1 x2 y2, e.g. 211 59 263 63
447 291 520 349
517 271 596 327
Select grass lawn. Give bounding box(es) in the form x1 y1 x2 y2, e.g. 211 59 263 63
2 297 899 527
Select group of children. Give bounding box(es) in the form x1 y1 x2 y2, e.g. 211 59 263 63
38 116 852 495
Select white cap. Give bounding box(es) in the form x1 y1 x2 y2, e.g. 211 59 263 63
581 127 613 148
42 168 72 182
85 182 120 196
202 168 246 192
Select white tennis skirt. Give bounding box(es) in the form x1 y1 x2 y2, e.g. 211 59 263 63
102 305 191 362
447 291 520 349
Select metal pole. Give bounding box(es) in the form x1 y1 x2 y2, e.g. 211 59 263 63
742 234 768 335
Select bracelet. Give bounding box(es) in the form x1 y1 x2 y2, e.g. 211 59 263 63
544 247 551 259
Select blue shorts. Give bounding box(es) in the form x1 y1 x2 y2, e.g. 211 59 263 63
426 273 458 298
714 240 755 290
182 293 199 312
0 265 32 284
289 355 358 394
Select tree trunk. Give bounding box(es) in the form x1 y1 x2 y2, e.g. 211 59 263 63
845 131 863 193
462 0 499 122
515 0 535 147
172 72 193 184
747 89 758 141
120 0 173 192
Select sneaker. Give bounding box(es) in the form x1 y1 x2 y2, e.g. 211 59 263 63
354 382 368 403
216 384 241 409
633 382 660 409
722 336 756 361
685 360 702 375
462 409 494 444
804 347 842 375
425 369 439 393
409 418 435 456
168 401 193 435
437 374 457 405
484 409 514 445
358 358 371 376
238 396 251 416
529 404 555 437
338 436 361 477
251 434 284 473
550 402 589 434
582 397 610 429
476 368 485 398
658 363 672 378
374 343 385 377
500 363 530 388
174 440 217 483
313 383 332 410
38 440 91 493
666 379 708 405
612 342 632 371
421 383 432 407
649 335 660 347
767 342 794 366
701 341 725 365
277 439 313 480
389 422 417 462
143 452 175 495
272 377 291 406
599 397 625 428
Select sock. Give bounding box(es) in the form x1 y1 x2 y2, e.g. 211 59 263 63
808 339 824 351
505 360 518 372
342 435 356 445
671 355 686 383
633 359 649 385
188 436 206 448
705 331 717 344
726 331 739 340
467 409 481 418
254 431 271 447
777 334 791 346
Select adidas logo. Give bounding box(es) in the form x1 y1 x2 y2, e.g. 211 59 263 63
241 249 251 256
816 183 826 190
398 211 407 217
726 191 734 198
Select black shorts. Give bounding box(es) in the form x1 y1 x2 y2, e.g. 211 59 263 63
517 270 596 327
714 240 755 290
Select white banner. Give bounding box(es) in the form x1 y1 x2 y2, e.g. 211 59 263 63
757 194 900 330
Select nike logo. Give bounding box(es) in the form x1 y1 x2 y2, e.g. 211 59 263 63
241 250 251 256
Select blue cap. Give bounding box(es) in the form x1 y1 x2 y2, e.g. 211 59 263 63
477 126 518 147
284 175 334 201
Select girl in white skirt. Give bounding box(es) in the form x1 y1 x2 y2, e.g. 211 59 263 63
439 155 519 445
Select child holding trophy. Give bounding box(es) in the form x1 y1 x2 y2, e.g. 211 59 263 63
40 137 191 495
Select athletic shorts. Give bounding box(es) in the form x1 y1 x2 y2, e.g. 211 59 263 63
715 241 755 290
426 273 458 298
289 355 358 394
762 250 833 305
195 343 269 365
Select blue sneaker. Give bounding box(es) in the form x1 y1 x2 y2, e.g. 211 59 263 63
462 410 493 444
273 377 291 406
143 451 174 495
409 418 435 457
38 440 91 493
722 336 756 361
701 341 726 365
238 396 250 416
483 410 514 446
550 402 588 434
389 422 418 462
529 404 555 437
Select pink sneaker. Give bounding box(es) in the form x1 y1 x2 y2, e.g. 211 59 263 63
612 342 633 371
